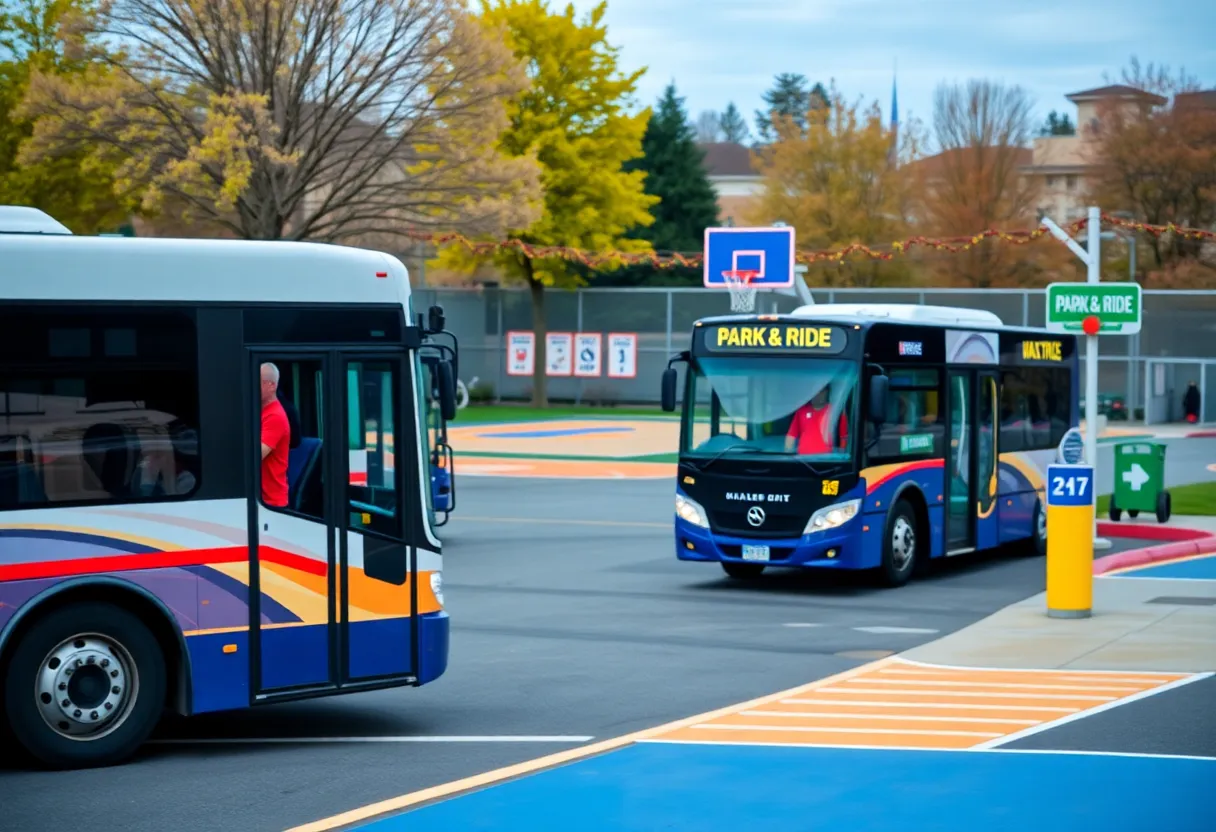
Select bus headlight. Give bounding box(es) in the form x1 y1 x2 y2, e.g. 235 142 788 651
430 572 444 607
804 499 861 535
675 493 709 528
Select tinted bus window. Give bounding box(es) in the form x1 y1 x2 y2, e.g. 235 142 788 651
0 309 200 509
866 369 943 460
1000 367 1071 452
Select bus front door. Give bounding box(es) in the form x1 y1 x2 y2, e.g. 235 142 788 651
946 369 1000 554
341 355 417 683
248 351 417 698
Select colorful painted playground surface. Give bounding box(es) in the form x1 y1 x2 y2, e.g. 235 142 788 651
448 417 678 479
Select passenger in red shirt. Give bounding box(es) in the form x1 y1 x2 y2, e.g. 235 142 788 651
260 362 291 507
785 387 849 455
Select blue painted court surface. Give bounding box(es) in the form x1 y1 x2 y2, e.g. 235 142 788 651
356 743 1211 831
1109 553 1216 580
476 426 635 439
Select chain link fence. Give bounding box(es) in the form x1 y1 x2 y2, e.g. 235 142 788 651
411 285 1216 422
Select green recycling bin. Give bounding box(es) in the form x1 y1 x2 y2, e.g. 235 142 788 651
1110 441 1171 523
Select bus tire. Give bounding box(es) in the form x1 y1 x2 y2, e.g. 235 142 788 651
878 499 919 587
3 602 166 770
1029 498 1047 556
721 561 765 580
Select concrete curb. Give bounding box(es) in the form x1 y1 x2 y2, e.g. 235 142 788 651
1186 429 1216 438
1094 522 1216 575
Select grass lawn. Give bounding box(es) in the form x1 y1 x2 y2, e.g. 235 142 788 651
455 403 676 423
1097 480 1216 517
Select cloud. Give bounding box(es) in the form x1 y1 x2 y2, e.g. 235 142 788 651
561 0 1216 132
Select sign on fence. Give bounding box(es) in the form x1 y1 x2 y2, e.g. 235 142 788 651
545 332 573 376
506 331 534 376
607 333 638 378
574 333 602 377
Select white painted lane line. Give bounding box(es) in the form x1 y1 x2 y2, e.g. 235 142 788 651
878 668 1169 684
817 687 1117 701
783 623 825 628
149 735 596 745
741 710 1039 726
780 698 1080 713
852 626 940 635
849 678 1142 693
642 739 1216 760
691 724 1004 738
973 671 1216 750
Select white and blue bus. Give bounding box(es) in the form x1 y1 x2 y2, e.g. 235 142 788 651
0 206 457 768
660 304 1079 587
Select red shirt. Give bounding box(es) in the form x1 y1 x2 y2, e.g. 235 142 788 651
261 399 291 507
787 403 849 455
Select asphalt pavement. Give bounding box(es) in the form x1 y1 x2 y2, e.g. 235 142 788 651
0 476 1067 832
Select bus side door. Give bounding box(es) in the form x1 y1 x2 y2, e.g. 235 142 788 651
342 354 418 682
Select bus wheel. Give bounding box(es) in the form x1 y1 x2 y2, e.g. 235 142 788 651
878 499 919 587
1030 499 1047 556
721 561 765 580
3 602 166 770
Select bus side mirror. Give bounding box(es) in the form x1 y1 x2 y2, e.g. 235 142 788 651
660 367 678 412
427 304 446 334
437 360 457 421
868 374 889 424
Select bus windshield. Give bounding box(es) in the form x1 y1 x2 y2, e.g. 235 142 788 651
682 356 859 463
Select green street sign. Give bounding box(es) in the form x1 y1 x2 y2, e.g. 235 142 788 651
1045 282 1142 334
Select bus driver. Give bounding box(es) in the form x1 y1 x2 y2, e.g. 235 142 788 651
785 385 849 455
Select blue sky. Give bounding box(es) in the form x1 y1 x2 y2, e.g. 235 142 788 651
566 0 1216 144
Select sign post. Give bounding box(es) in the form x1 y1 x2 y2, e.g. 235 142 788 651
1045 464 1095 619
1041 207 1143 551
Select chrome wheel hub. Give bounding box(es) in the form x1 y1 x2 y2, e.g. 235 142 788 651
35 633 138 741
891 516 916 571
1037 505 1047 540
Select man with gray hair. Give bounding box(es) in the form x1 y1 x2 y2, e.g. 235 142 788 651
260 362 291 507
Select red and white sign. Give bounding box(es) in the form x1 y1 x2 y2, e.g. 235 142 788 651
574 333 602 377
607 332 638 379
546 332 573 376
506 330 534 376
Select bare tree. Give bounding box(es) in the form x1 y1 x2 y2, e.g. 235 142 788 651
694 109 722 143
21 0 542 243
917 79 1042 286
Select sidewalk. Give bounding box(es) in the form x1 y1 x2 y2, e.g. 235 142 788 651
901 575 1216 673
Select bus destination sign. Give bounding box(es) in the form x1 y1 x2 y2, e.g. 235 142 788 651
702 323 849 355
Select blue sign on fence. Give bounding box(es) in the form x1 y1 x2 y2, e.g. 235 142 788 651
1046 464 1095 507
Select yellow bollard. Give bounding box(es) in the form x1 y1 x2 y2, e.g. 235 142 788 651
1045 464 1095 618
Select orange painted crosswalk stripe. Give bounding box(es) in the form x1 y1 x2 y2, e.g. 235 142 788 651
646 659 1194 750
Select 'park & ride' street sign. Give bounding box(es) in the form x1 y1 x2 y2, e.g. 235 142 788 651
1045 282 1142 335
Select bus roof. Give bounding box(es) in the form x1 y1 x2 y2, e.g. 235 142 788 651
692 303 1072 340
791 303 1004 327
0 228 411 307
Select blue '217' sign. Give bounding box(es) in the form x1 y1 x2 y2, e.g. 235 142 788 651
1046 464 1094 507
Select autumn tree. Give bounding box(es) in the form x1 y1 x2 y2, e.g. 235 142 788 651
0 0 138 233
443 0 655 406
1083 59 1216 282
18 0 541 244
913 79 1042 287
749 84 918 287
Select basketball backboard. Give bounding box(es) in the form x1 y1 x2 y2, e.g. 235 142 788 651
703 225 796 289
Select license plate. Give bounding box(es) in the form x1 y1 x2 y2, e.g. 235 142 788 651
741 544 770 562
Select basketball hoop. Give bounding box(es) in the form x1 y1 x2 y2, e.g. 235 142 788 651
722 269 759 313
